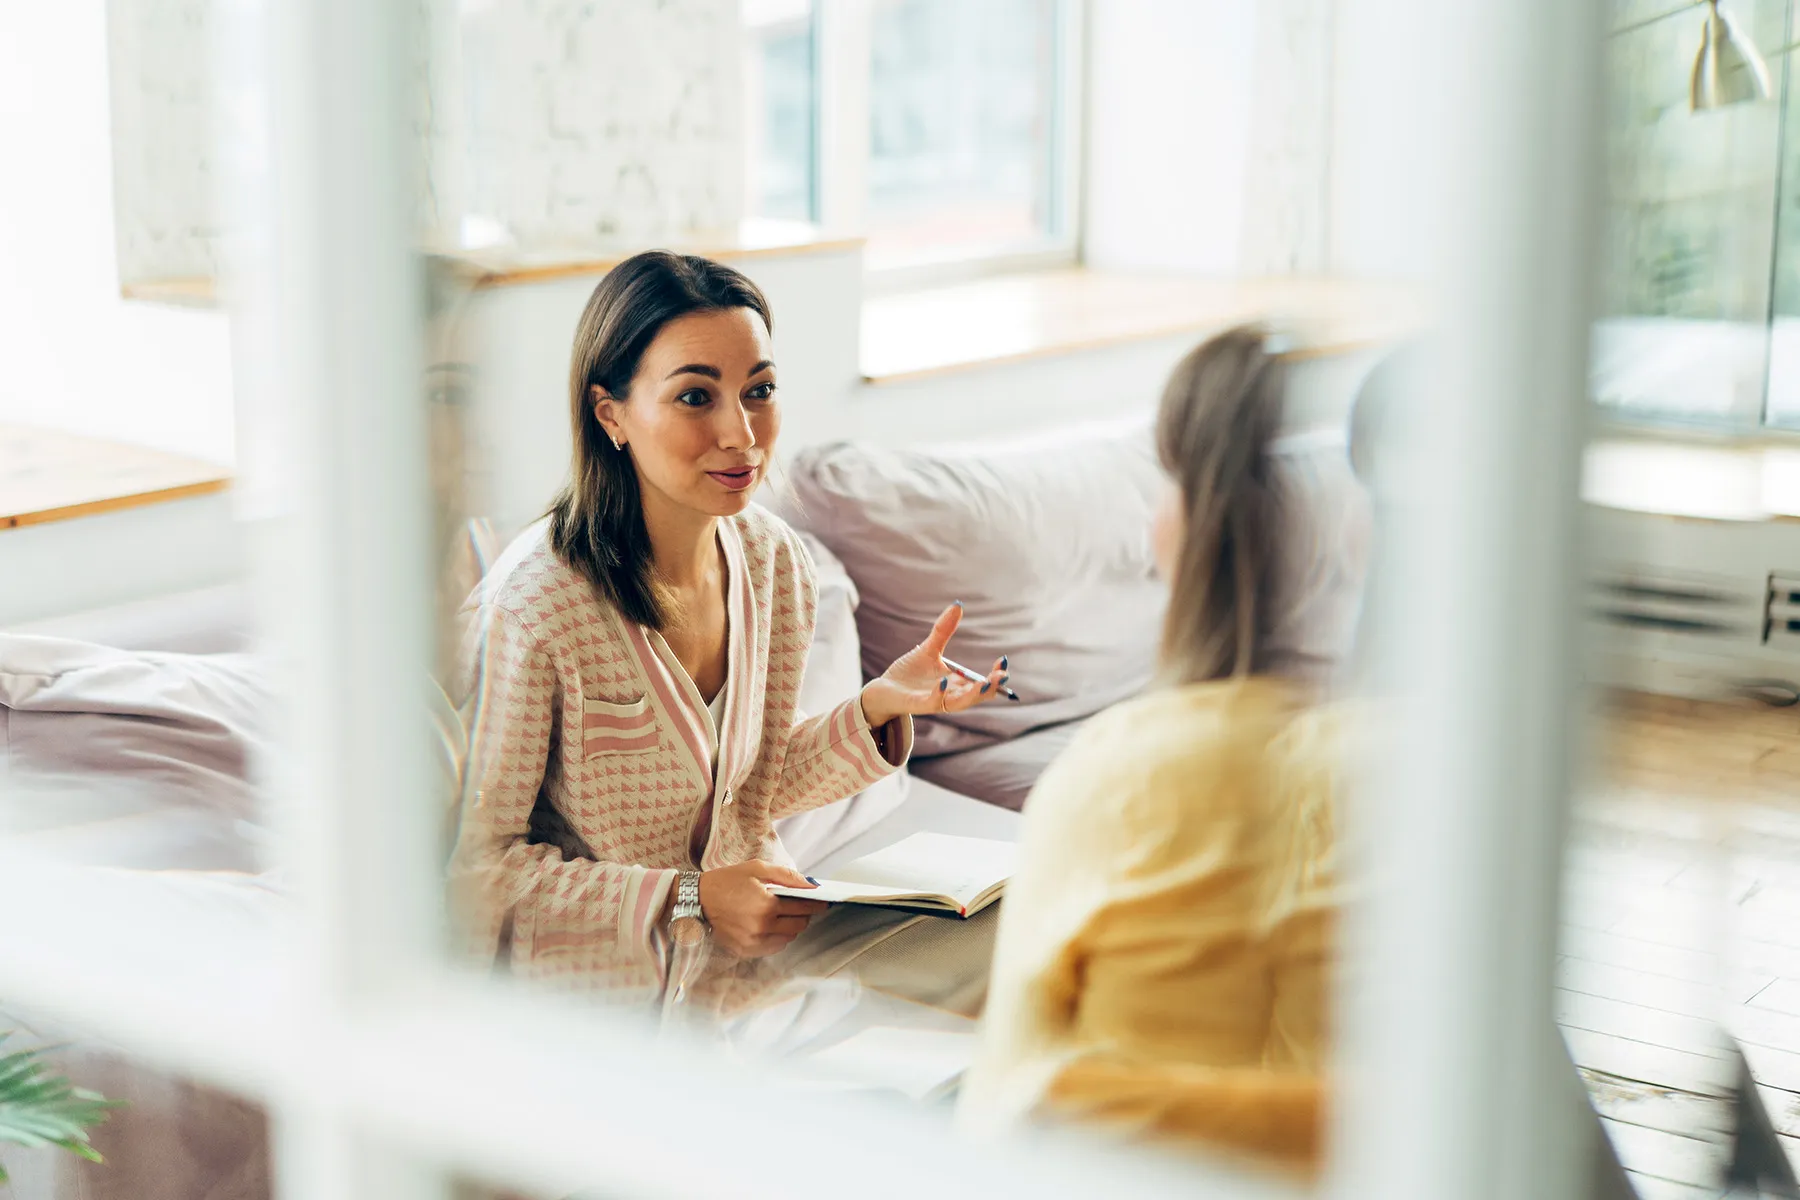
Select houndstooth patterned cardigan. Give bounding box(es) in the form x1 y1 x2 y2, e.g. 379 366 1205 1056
447 504 911 1004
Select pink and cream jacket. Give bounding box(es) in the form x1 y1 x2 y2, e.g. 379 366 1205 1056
447 505 910 1004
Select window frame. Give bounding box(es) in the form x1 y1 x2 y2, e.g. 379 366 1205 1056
809 0 1086 290
0 1 1609 1197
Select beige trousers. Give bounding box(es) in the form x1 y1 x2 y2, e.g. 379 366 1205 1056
768 902 1001 1018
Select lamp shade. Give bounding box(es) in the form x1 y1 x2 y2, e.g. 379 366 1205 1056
1692 0 1773 110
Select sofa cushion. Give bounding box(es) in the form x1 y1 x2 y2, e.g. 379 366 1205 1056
776 419 1168 757
0 635 271 870
908 719 1090 812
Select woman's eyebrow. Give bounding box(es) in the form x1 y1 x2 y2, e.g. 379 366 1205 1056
664 363 722 381
749 359 774 376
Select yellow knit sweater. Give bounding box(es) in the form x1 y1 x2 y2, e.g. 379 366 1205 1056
959 678 1342 1175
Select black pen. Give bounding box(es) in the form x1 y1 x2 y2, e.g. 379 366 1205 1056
944 656 1019 702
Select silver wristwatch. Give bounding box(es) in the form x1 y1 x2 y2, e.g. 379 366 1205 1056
670 870 707 947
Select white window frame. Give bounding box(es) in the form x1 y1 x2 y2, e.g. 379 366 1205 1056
0 1 1609 1197
812 0 1086 292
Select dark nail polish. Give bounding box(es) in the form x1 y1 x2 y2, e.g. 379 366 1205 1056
953 599 963 607
981 681 991 694
1000 655 1009 670
806 876 819 885
939 676 949 691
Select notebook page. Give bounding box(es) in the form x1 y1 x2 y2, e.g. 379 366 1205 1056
775 879 938 905
832 833 1017 908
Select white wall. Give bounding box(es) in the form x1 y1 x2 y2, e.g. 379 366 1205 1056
460 0 743 247
103 0 746 284
1238 0 1337 275
1327 0 1440 279
0 0 748 467
0 3 235 463
104 0 224 283
1083 0 1256 273
1083 0 1337 277
0 0 1371 499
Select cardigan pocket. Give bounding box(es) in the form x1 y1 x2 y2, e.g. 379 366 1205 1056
581 695 660 756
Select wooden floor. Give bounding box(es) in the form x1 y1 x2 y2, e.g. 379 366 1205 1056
1569 690 1800 1198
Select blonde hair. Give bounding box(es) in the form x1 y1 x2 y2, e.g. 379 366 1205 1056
1155 325 1373 688
1154 325 1289 684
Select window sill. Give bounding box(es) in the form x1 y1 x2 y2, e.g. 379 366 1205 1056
119 221 863 306
0 424 230 530
1584 438 1800 522
453 220 863 289
120 278 218 308
858 269 1422 386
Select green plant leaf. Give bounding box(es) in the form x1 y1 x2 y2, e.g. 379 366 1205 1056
0 1033 120 1171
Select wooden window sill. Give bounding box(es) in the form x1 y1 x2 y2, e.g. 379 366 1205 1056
452 220 862 289
0 425 231 530
859 269 1423 385
120 221 863 306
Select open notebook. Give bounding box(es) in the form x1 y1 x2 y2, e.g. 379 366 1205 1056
769 832 1016 918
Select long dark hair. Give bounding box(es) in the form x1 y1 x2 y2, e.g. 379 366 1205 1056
1154 324 1287 684
547 251 772 630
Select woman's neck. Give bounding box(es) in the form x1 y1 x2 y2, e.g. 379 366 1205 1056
640 488 720 592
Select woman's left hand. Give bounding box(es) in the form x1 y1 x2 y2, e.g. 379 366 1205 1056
860 603 1008 729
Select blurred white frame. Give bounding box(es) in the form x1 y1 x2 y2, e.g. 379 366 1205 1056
0 0 1611 1197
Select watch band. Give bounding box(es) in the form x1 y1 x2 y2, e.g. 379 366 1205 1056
669 870 708 954
672 870 705 923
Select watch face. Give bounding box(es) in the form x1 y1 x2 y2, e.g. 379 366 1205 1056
671 915 706 948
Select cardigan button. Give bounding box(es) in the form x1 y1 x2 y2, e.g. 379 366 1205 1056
723 788 734 806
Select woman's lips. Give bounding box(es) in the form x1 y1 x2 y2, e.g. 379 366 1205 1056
706 466 758 491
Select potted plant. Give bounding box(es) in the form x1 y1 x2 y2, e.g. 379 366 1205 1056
0 1033 117 1185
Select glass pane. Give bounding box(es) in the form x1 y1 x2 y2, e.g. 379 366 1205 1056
1573 11 1800 1197
1766 1 1800 427
743 0 817 222
866 0 1059 268
1593 0 1784 429
7 0 1666 1193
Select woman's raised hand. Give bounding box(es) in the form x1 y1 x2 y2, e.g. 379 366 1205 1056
859 603 1008 729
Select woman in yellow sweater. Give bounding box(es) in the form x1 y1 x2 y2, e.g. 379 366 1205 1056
958 326 1369 1175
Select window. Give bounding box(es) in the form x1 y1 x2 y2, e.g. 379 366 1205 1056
6 4 1615 1197
743 0 1079 277
1596 0 1800 430
864 0 1064 269
743 0 819 222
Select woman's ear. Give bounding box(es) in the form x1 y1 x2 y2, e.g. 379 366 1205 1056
1149 482 1183 583
591 384 625 448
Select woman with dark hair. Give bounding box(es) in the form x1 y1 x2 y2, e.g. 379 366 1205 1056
960 326 1368 1174
449 251 1005 1011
